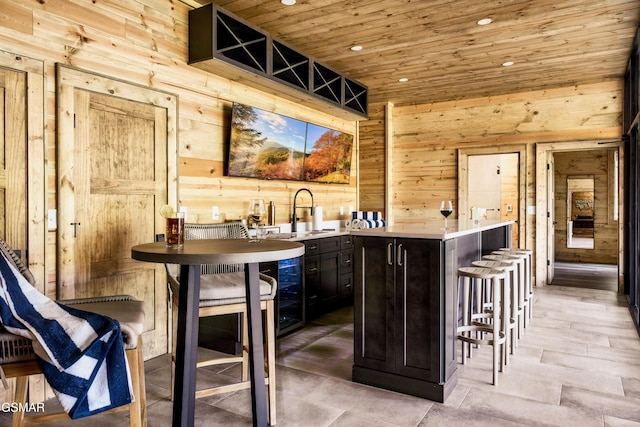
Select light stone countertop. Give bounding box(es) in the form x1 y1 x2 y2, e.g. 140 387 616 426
350 220 515 240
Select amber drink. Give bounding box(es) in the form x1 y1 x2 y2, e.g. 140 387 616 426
166 212 184 249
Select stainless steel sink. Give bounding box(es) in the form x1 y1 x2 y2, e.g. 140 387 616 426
264 229 337 239
264 233 295 239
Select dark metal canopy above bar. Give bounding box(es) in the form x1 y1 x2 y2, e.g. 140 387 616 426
188 3 368 120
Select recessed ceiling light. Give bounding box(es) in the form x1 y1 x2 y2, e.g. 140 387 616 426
350 45 363 51
477 18 493 26
398 77 409 82
281 0 296 5
502 61 514 67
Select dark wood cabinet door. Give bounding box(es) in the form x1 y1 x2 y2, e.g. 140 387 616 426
305 254 321 314
340 271 353 299
320 251 340 304
394 238 442 382
354 237 395 373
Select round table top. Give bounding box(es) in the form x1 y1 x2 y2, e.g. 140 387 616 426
131 238 305 265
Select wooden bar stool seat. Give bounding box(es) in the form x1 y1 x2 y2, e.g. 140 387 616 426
457 266 507 385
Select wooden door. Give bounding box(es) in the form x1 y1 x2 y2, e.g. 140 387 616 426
57 66 178 359
0 67 27 256
0 52 47 406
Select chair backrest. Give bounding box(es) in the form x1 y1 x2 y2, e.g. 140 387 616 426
186 222 250 274
166 222 251 278
0 238 35 286
0 238 38 363
185 222 250 241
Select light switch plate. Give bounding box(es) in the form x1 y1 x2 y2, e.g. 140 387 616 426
48 209 57 230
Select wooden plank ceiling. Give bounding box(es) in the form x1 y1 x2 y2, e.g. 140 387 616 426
183 0 640 107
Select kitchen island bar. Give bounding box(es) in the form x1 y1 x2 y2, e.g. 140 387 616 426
352 220 513 402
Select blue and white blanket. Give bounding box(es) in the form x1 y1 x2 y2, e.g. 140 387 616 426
0 253 133 419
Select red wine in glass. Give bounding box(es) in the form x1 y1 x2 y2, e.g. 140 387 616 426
440 201 453 229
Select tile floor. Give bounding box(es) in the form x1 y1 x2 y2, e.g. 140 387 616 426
5 281 640 426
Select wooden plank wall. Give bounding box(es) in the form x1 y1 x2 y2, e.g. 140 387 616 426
0 0 358 295
358 82 623 274
358 102 385 214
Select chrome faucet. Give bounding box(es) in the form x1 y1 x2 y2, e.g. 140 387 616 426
292 188 314 233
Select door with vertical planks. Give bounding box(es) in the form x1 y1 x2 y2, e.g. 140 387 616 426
0 67 27 259
0 51 47 407
57 66 178 359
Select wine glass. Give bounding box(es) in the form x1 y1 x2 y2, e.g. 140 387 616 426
248 199 266 241
440 200 453 230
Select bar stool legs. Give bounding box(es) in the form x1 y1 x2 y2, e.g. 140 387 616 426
457 267 507 385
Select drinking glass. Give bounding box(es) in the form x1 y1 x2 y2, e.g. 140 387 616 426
248 199 266 226
166 212 185 249
440 200 453 230
248 199 266 242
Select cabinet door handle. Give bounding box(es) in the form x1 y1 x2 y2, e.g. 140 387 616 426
397 243 404 266
387 243 393 265
403 264 407 366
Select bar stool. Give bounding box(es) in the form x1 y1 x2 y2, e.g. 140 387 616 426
498 248 533 322
472 259 518 364
483 253 526 338
457 266 507 385
493 250 532 327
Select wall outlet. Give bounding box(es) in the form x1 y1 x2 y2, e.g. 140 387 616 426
47 209 57 230
212 206 220 220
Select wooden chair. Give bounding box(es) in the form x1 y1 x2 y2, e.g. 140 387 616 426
166 222 278 425
0 238 147 427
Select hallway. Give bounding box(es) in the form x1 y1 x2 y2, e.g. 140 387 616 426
552 262 619 292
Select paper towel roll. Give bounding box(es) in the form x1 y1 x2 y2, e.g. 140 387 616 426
313 206 323 230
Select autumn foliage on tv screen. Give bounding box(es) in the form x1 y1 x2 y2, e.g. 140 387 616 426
227 103 353 184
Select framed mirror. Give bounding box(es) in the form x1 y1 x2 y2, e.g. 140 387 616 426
566 175 594 249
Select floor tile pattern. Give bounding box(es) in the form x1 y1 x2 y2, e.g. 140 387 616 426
4 272 640 426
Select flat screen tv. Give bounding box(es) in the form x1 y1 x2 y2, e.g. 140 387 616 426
227 103 353 184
